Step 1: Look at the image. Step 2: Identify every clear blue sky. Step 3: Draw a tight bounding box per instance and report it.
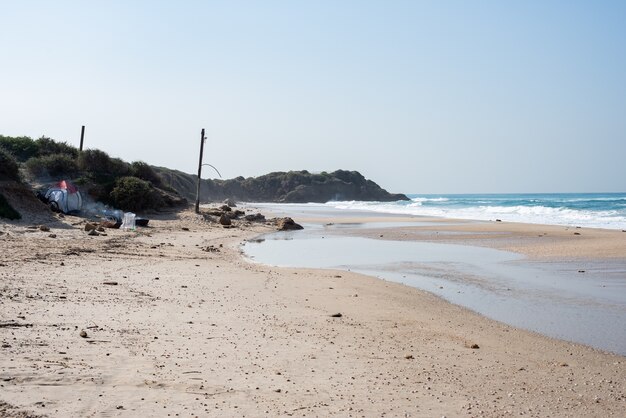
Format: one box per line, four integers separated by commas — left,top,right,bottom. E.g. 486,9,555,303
2,1,625,193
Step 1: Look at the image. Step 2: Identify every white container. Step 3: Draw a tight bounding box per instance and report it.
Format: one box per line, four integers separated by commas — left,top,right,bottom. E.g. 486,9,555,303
121,212,136,231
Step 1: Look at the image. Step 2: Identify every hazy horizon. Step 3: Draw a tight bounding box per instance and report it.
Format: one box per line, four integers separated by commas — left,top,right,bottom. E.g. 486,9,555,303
2,1,625,194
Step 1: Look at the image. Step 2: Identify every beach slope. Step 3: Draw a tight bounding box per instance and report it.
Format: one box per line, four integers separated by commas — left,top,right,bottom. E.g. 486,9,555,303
1,210,624,417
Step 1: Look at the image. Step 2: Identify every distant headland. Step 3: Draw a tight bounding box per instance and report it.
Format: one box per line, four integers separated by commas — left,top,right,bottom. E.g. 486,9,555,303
154,167,410,204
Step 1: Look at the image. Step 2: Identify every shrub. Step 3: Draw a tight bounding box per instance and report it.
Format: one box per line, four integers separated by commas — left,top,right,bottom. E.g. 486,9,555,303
131,161,163,187
0,193,21,220
110,176,163,212
0,148,20,181
78,149,131,178
25,153,79,178
109,157,132,177
0,135,38,162
36,137,78,159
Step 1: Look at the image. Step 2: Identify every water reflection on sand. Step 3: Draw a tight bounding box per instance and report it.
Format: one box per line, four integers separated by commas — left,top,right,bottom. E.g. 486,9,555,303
243,226,626,356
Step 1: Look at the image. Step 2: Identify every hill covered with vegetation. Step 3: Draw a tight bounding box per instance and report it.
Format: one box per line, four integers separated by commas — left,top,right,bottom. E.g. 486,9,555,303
154,167,409,203
1,135,408,219
0,135,185,214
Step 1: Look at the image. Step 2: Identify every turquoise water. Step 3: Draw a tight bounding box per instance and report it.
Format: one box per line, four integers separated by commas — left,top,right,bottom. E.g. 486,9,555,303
326,193,626,230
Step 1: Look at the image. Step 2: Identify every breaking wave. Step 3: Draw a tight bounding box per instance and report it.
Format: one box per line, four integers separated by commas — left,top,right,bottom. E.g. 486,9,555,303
326,193,626,230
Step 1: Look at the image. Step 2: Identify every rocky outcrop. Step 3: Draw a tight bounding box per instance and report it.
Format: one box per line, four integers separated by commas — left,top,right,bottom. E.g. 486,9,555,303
153,168,409,204
276,217,303,231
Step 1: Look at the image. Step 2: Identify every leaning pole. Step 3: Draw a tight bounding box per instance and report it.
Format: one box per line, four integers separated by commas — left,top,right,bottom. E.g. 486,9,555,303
195,128,205,214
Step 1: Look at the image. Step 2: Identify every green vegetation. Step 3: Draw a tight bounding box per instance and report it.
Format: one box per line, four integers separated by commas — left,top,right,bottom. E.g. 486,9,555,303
0,134,183,213
0,135,77,162
77,149,131,179
0,193,21,220
25,153,79,178
151,167,409,203
36,137,79,159
0,135,39,162
131,161,163,188
111,176,163,212
0,148,20,181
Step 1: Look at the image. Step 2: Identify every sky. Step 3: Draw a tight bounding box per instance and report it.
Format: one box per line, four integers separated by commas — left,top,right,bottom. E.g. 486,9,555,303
1,1,625,194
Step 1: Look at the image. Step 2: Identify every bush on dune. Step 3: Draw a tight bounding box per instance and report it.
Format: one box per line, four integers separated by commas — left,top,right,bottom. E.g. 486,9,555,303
131,161,163,187
110,176,163,212
25,153,79,178
78,149,132,178
0,135,38,162
35,137,78,159
0,148,21,181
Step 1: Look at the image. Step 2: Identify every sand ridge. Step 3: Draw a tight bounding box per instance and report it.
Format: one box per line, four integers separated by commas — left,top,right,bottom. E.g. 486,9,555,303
1,209,625,417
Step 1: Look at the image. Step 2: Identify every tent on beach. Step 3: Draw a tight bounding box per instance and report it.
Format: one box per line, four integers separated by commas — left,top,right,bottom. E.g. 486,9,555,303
43,180,83,214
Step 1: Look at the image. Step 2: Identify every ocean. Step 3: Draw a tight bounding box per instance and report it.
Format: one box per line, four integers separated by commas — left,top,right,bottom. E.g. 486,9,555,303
326,193,626,230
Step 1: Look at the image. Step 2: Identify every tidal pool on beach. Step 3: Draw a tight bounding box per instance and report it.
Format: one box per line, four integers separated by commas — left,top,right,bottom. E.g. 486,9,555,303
242,230,626,356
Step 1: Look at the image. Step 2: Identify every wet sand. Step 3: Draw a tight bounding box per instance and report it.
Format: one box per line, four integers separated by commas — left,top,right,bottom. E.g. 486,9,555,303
1,207,625,417
244,227,626,356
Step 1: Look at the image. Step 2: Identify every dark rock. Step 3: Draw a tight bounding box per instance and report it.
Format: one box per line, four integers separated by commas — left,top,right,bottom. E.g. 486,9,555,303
219,214,232,226
79,330,88,338
48,234,57,238
39,225,50,232
330,313,343,318
84,223,97,232
276,217,303,231
245,213,266,222
469,343,479,349
220,205,232,212
102,281,118,285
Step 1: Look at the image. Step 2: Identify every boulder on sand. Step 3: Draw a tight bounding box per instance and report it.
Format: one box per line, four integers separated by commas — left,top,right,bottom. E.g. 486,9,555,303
276,217,303,231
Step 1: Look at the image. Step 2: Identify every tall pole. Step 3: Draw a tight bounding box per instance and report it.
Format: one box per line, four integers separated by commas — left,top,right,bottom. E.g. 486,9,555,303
79,125,85,152
195,128,206,214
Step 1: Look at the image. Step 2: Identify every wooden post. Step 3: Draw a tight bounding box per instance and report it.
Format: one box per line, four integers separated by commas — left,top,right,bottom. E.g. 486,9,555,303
195,128,206,214
79,125,85,151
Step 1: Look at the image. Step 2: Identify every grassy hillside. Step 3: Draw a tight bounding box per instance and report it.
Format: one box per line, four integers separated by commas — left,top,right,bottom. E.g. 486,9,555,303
0,135,185,213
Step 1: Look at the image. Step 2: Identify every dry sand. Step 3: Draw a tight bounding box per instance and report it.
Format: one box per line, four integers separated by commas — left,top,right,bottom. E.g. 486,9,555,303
1,208,625,417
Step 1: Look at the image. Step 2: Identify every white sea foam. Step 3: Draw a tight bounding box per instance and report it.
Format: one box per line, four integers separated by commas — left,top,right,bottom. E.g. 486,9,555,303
326,200,626,230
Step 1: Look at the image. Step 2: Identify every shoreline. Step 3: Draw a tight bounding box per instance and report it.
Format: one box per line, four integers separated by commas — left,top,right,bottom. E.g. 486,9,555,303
1,207,625,416
248,202,626,259
242,206,626,356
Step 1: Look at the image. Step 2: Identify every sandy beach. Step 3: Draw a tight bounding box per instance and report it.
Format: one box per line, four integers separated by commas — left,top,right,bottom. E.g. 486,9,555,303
1,207,625,417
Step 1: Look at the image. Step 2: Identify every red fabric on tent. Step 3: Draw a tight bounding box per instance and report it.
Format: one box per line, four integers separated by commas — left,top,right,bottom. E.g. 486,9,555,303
57,180,78,194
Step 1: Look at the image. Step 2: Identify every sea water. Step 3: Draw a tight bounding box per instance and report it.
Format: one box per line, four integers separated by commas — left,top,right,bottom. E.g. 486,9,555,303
326,193,626,230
